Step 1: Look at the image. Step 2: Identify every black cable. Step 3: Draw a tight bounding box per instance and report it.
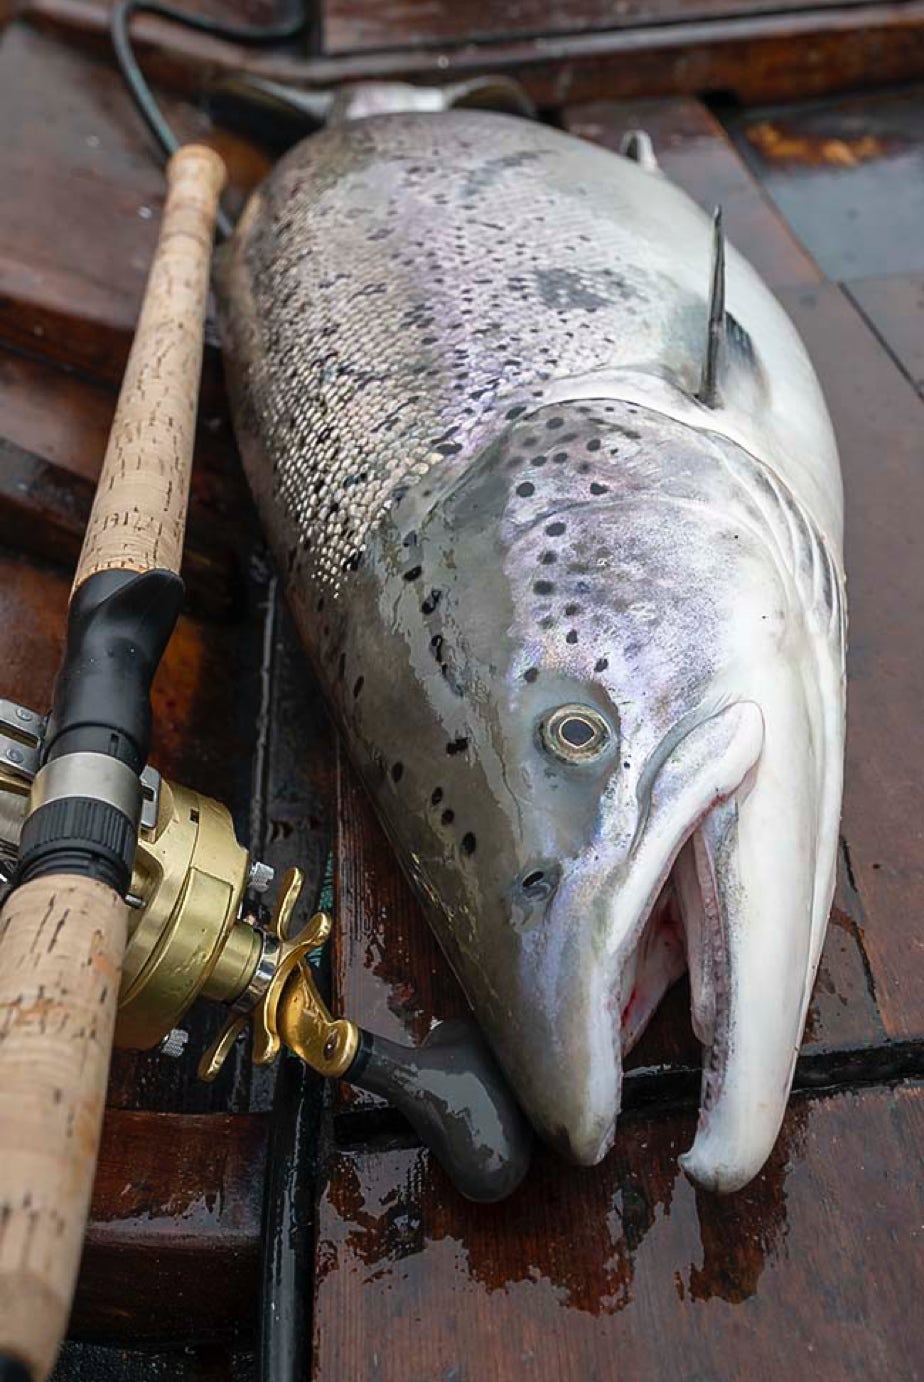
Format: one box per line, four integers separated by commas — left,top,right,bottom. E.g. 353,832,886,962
111,0,309,239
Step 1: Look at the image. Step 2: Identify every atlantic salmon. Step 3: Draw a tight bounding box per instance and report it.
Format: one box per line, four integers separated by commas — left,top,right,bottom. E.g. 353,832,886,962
217,109,846,1193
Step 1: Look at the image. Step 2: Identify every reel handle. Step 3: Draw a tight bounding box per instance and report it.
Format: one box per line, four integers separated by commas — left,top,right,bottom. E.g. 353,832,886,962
346,1023,533,1203
255,904,532,1204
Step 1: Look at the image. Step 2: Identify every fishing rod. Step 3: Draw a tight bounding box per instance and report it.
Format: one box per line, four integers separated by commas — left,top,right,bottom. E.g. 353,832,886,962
0,140,226,1382
0,23,531,1382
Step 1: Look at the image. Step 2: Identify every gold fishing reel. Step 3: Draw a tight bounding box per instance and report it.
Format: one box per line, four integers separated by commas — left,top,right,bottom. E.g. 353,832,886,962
0,698,356,1080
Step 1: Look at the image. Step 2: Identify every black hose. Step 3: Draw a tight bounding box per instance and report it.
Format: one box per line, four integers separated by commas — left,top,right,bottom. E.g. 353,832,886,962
110,0,309,239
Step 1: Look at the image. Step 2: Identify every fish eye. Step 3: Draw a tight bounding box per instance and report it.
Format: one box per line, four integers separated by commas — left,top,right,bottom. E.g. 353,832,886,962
539,704,614,764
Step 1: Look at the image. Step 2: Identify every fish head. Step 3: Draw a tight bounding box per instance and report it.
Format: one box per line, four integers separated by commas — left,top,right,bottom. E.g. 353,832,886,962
354,397,844,1190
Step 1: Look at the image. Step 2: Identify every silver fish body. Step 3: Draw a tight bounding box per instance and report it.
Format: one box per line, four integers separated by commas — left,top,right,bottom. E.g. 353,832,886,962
217,110,846,1193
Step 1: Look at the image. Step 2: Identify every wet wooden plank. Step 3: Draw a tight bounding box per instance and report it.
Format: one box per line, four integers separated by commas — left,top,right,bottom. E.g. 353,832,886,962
314,1083,924,1381
0,22,270,386
72,1111,266,1343
0,432,245,620
28,0,924,110
563,98,820,289
731,86,924,281
322,0,865,54
846,274,924,399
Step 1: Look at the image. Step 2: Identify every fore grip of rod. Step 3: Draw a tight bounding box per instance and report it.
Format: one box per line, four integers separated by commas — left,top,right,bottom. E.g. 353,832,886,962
346,1022,533,1202
74,143,226,588
0,145,227,1381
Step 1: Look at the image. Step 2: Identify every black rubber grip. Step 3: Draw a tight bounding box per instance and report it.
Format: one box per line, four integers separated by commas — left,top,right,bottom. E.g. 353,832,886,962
345,1020,532,1203
44,568,184,771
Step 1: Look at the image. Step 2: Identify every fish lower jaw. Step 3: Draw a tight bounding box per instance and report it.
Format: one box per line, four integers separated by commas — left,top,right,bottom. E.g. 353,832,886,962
608,825,737,1188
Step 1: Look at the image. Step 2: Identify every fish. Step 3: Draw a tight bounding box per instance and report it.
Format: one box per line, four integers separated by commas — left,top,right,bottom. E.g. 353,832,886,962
216,107,846,1194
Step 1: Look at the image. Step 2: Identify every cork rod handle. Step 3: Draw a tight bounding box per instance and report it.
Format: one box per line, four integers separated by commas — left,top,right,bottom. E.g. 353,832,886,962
0,877,128,1381
0,145,227,1380
74,143,226,589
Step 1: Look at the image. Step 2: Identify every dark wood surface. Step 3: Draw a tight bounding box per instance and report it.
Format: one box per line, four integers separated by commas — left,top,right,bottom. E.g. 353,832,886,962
0,7,920,1379
76,1112,267,1343
27,0,924,108
321,0,868,53
314,1084,924,1381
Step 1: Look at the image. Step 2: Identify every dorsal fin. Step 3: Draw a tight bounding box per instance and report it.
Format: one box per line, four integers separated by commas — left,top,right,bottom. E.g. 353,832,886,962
696,207,725,409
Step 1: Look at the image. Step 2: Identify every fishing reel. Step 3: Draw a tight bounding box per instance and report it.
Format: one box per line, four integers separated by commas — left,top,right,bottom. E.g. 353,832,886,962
0,698,530,1203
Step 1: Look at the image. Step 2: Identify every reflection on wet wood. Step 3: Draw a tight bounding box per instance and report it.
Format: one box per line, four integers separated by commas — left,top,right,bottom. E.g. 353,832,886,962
314,1084,924,1380
74,1111,266,1343
731,85,924,281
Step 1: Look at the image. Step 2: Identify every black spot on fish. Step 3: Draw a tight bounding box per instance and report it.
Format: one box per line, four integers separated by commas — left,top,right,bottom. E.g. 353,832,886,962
441,809,455,826
506,405,527,420
461,833,477,856
421,590,442,615
524,667,539,683
431,787,444,806
590,483,609,495
517,481,535,498
534,580,555,596
539,552,556,565
353,677,364,698
531,454,547,467
404,566,422,582
595,657,609,673
566,630,579,644
565,603,581,616
403,531,418,548
446,737,468,756
587,438,602,452
546,522,566,536
391,762,404,783
546,416,565,430
552,451,568,464
337,653,346,679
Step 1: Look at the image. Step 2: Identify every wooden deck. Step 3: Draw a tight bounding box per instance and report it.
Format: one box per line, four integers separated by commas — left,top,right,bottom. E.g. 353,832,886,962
0,4,920,1377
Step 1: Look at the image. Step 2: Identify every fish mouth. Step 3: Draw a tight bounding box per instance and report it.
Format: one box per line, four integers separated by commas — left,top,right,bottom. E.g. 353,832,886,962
511,691,837,1194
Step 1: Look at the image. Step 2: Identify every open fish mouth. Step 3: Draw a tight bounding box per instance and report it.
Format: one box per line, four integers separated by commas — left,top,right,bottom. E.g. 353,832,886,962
501,691,839,1195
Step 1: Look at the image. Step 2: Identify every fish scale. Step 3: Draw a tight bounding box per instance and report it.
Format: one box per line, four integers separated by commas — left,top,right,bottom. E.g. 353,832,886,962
220,112,728,587
217,107,846,1193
